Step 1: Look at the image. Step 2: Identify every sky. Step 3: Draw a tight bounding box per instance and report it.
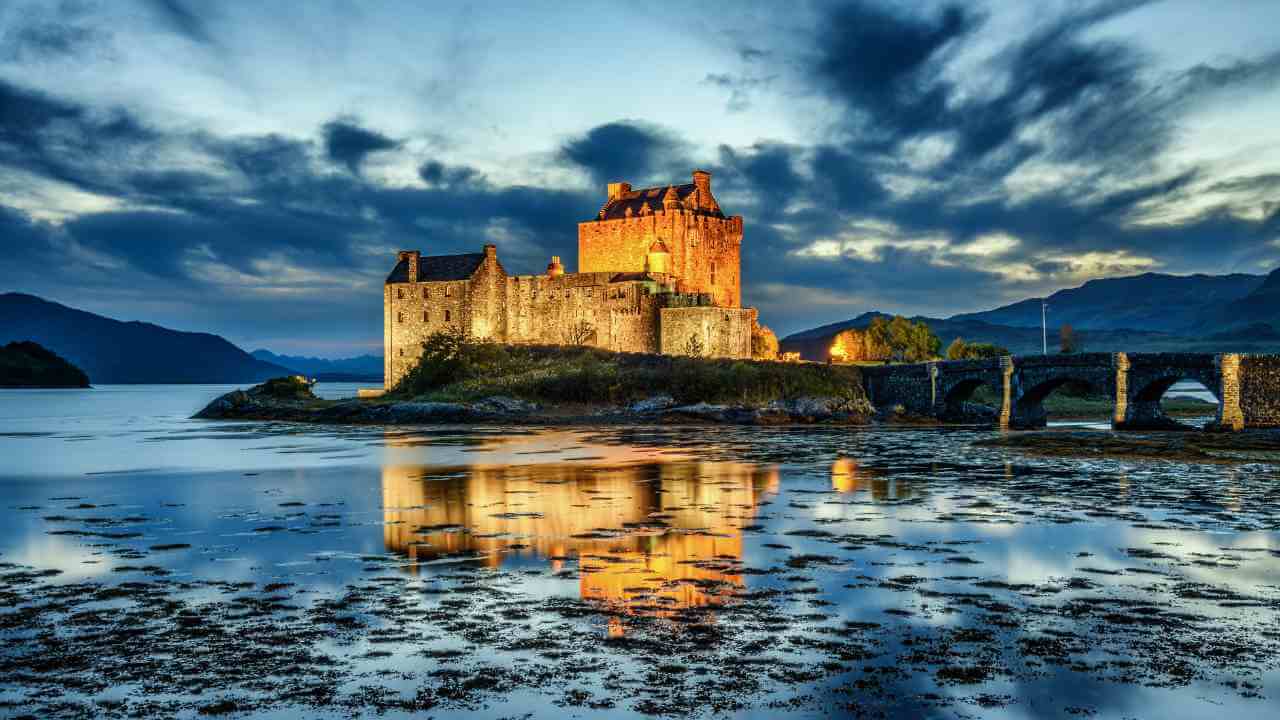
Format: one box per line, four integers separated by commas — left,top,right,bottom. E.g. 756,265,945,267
2,0,1279,356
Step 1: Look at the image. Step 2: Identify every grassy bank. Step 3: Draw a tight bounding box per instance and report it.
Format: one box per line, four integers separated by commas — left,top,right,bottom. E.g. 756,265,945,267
391,333,867,407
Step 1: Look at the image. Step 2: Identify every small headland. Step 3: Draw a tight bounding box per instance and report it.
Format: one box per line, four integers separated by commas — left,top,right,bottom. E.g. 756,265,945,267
0,340,90,388
195,343,874,425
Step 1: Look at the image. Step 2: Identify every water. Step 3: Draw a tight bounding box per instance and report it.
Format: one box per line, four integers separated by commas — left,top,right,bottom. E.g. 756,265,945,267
1,385,1278,719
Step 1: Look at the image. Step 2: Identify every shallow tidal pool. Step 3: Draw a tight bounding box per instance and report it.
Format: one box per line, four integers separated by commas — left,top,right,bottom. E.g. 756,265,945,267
1,386,1279,718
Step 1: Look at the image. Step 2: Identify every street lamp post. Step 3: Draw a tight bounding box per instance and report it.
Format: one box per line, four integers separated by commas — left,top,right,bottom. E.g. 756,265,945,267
1041,300,1048,355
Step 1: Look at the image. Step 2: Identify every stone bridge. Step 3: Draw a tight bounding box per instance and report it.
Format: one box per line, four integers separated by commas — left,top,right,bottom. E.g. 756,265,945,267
860,353,1280,430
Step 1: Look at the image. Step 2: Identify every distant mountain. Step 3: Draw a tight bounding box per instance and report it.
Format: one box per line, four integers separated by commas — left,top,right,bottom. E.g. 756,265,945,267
782,268,1280,361
1196,268,1280,333
950,272,1265,333
0,293,291,384
0,341,90,388
250,350,383,382
779,312,1179,360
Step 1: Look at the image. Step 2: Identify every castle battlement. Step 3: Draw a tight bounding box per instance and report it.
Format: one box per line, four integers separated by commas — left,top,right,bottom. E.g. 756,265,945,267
382,170,760,387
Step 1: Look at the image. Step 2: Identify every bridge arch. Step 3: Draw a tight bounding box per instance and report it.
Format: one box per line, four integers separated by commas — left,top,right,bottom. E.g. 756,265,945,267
1116,354,1223,430
1009,359,1116,429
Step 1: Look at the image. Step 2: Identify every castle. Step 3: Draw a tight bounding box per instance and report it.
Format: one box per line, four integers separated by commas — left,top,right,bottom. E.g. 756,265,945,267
383,170,765,387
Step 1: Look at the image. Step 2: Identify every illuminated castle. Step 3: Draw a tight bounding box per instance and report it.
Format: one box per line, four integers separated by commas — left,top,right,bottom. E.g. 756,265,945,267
382,170,766,387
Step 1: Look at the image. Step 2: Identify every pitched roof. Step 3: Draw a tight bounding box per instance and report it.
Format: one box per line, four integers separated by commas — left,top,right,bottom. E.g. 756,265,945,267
385,253,486,284
597,183,724,220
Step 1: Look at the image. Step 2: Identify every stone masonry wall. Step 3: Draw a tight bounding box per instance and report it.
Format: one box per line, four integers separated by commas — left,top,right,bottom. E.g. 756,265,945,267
658,307,754,359
1239,354,1280,428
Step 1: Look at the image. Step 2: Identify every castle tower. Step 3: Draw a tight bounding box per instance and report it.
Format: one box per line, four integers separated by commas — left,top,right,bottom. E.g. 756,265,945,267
645,239,671,274
577,169,743,308
546,255,565,277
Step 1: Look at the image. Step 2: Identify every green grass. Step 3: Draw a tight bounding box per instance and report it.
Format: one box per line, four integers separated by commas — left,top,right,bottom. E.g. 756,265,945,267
391,334,868,407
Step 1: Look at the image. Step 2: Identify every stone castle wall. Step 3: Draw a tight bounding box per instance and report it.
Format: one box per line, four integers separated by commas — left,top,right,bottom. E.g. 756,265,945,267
384,264,722,388
658,307,755,359
578,212,742,308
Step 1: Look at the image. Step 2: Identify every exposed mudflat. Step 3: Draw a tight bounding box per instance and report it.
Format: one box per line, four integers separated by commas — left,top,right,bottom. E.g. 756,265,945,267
977,428,1280,464
3,391,1280,718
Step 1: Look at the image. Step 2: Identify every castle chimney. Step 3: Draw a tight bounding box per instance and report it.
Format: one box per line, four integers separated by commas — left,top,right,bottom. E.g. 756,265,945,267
607,181,631,200
397,250,420,282
546,255,564,277
692,169,711,207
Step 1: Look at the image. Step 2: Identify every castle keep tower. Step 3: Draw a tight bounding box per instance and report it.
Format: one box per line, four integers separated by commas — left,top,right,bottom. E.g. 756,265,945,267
578,170,743,308
382,169,759,388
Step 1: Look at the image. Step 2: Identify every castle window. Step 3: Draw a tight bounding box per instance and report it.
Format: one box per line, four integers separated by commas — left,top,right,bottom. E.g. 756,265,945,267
396,312,404,324
710,262,717,286
422,287,429,299
587,287,594,298
399,348,404,357
396,288,404,299
422,311,429,322
445,310,452,322
445,286,452,297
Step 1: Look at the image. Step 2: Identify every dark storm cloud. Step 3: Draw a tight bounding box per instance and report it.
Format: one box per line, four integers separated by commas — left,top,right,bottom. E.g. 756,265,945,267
812,1,980,142
321,118,401,175
0,21,98,62
703,73,776,112
556,121,690,187
0,79,159,194
418,160,486,190
145,0,215,45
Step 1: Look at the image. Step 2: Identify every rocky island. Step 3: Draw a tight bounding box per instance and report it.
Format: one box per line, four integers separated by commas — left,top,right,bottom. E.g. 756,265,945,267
195,343,874,425
0,340,90,388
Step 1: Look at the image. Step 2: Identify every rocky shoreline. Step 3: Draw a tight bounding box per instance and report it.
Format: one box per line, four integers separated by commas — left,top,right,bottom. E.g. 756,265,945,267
193,382,875,426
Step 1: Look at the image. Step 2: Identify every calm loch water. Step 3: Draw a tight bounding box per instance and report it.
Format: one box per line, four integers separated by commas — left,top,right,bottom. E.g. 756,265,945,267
1,386,1278,718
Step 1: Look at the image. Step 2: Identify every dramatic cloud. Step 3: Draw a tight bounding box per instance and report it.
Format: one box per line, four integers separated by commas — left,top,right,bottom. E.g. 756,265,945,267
557,121,690,188
0,0,1278,353
321,118,401,175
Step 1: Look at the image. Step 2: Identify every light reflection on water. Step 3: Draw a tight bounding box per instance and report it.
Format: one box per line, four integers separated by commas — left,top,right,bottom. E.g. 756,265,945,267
0,386,1278,718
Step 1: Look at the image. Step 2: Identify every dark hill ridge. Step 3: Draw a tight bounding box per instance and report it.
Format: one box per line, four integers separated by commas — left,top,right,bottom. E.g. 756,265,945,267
250,349,383,381
1199,267,1280,333
781,267,1280,361
0,293,290,384
950,272,1265,333
0,341,90,388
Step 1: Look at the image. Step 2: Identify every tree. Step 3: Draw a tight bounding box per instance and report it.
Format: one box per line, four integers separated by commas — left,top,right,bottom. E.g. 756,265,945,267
947,337,1009,360
562,320,595,346
886,316,941,362
683,333,706,357
752,324,779,361
1060,324,1081,354
829,327,867,362
864,316,893,362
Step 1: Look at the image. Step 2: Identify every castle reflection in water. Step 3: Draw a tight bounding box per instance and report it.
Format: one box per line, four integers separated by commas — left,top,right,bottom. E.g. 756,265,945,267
381,455,907,629
382,462,778,623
